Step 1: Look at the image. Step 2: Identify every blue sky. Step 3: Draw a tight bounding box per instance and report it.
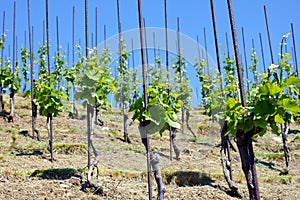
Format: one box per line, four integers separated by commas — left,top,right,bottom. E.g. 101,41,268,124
0,0,299,106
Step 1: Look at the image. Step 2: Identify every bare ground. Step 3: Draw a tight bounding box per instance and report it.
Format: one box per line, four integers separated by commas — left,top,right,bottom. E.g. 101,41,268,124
0,94,300,200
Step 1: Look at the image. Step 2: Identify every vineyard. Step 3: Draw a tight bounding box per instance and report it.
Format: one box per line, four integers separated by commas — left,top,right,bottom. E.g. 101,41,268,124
0,0,300,200
0,95,299,200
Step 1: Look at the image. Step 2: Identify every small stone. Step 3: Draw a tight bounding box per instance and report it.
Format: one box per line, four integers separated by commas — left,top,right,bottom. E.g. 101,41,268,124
182,149,191,154
272,137,282,144
101,127,109,131
69,176,81,185
60,184,70,188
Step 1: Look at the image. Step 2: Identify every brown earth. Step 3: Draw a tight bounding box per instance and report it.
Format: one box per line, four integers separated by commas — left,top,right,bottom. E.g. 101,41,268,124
0,94,300,200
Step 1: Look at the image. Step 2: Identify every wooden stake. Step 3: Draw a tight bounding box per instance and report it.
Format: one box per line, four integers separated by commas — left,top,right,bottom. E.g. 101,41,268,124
9,1,17,120
177,17,184,135
264,5,274,64
27,0,35,138
259,33,266,73
43,20,45,45
242,27,249,91
45,0,53,162
131,38,135,69
72,6,75,67
203,27,210,74
164,0,169,82
137,1,152,199
1,11,5,68
225,32,230,58
84,0,91,169
153,32,156,69
95,7,98,52
227,0,260,199
104,25,106,49
209,0,222,84
164,0,173,161
56,16,59,52
291,23,298,76
143,18,149,68
46,0,51,75
196,35,201,62
12,1,16,74
24,30,26,48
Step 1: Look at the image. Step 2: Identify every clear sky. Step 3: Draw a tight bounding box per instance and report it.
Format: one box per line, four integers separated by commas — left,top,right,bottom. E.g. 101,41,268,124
0,0,299,106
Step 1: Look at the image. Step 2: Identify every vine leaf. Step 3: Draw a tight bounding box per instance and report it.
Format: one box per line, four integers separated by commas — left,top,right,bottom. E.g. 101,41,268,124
259,82,282,96
283,76,300,87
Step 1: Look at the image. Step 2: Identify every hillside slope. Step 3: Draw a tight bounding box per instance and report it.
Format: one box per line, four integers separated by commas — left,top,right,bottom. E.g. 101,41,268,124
0,94,300,199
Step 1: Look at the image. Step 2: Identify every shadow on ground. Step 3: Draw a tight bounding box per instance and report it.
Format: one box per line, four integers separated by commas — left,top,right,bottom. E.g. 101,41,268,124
16,149,43,156
31,168,83,180
255,158,282,173
165,171,243,198
165,171,214,187
289,129,300,135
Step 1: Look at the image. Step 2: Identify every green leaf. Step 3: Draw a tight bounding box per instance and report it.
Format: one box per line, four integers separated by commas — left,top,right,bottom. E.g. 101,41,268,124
253,100,276,119
148,104,166,126
283,76,300,87
259,82,283,96
253,119,268,128
270,122,280,136
277,98,300,116
274,114,285,124
166,115,180,129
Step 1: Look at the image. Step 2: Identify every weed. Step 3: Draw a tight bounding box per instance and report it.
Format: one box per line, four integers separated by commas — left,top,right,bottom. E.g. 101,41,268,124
262,174,294,184
293,135,300,141
108,129,118,136
197,123,210,135
53,143,87,154
15,110,31,116
9,132,18,150
255,152,285,160
5,127,19,134
189,136,201,143
1,170,31,177
123,145,145,152
68,127,79,134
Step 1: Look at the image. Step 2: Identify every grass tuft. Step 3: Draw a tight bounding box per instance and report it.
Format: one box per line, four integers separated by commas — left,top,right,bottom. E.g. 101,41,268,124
53,143,87,154
255,152,285,160
108,129,118,136
189,136,202,143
